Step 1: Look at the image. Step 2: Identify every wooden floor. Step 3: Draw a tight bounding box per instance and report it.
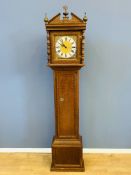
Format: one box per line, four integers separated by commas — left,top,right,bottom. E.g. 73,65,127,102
0,153,131,175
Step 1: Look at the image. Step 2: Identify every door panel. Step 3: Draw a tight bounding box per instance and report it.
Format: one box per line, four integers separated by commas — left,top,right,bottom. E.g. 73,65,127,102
55,71,78,137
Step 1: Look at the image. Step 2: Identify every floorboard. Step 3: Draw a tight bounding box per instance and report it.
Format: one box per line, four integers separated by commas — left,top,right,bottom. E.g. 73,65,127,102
0,153,131,175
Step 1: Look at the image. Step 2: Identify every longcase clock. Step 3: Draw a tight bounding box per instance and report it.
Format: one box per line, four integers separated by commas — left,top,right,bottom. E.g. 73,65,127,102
44,6,87,172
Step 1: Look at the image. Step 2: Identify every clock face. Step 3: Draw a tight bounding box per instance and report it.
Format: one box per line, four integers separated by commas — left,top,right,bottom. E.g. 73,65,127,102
55,36,76,58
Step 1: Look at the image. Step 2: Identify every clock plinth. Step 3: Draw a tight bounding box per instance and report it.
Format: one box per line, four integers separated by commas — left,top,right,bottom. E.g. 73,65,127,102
51,136,84,172
44,7,87,172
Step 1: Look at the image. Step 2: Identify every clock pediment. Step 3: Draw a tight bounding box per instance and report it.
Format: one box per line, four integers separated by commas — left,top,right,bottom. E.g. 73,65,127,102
70,13,84,23
48,12,85,25
48,13,61,24
45,8,87,30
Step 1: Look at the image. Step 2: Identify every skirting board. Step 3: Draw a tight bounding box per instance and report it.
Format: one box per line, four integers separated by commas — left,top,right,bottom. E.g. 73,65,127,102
0,148,131,154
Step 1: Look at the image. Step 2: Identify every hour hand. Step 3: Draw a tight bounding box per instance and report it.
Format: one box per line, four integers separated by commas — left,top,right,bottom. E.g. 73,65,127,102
62,43,67,48
59,42,67,48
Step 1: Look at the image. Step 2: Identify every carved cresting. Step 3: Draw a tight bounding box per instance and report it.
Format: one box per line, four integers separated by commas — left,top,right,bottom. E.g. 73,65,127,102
44,6,88,172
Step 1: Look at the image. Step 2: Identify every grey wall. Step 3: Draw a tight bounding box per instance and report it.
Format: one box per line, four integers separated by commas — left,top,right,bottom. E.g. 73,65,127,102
0,0,131,148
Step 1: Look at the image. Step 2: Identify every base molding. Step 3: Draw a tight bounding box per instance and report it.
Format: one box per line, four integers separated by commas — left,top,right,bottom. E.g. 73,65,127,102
51,160,85,172
51,136,85,171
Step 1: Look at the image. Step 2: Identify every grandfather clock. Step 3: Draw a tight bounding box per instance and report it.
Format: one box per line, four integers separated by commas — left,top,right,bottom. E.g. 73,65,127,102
44,6,87,171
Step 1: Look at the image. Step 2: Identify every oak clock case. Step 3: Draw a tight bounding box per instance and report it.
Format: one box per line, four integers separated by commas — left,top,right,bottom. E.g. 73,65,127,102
44,7,87,172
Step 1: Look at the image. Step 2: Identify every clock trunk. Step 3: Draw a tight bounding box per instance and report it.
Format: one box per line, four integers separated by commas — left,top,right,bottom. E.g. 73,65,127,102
51,67,84,171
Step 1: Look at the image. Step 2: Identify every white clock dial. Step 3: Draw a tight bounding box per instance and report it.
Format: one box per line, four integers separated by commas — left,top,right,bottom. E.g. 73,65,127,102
55,36,76,58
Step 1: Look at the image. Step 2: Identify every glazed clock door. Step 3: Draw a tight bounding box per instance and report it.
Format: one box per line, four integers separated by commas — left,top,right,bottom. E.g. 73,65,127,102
55,70,79,138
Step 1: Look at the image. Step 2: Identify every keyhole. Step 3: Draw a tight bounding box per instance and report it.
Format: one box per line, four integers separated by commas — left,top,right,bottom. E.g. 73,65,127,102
60,97,64,102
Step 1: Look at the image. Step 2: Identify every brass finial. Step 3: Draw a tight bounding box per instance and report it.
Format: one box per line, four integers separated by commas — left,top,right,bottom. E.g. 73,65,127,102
63,5,69,19
44,13,48,24
83,12,88,23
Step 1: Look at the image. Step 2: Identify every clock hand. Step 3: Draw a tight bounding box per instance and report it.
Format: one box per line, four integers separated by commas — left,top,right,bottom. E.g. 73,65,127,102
59,42,67,48
61,41,67,48
62,44,67,48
